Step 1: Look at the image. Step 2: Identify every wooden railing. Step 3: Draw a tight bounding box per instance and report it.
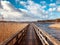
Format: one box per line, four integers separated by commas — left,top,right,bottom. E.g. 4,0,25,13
0,23,60,45
32,23,60,45
0,24,29,45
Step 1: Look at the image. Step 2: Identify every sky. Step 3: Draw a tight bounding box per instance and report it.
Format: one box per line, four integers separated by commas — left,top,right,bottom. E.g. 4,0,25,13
1,0,60,21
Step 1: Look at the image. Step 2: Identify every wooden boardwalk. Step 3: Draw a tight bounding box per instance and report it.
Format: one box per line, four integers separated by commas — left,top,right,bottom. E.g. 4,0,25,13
19,25,42,45
0,22,60,45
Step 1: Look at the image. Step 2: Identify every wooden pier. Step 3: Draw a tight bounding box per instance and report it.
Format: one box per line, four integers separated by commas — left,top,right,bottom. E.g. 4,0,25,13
0,22,60,45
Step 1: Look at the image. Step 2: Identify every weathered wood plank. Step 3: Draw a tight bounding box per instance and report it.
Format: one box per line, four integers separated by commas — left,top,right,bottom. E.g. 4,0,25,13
32,23,60,45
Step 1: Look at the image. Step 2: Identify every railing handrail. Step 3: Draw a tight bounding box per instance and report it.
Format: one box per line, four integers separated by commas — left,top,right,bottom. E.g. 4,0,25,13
0,24,29,45
32,23,60,45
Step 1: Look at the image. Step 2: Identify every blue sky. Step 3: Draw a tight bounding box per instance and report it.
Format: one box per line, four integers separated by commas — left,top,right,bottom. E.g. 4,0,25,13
7,0,56,9
5,0,60,20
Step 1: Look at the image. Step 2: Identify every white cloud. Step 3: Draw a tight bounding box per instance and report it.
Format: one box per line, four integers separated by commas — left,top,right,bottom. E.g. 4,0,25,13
20,1,26,5
42,6,46,9
1,11,22,18
53,8,56,11
48,8,56,12
57,6,60,12
19,0,51,20
45,11,48,14
1,1,15,11
49,3,56,7
49,8,53,12
0,1,25,21
20,0,45,16
19,8,28,13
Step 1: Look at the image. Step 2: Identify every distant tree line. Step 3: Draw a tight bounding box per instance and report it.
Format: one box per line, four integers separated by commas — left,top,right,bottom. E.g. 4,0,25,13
37,19,60,22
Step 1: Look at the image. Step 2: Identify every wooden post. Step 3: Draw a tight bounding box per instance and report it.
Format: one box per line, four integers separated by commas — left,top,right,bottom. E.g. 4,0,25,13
16,35,18,44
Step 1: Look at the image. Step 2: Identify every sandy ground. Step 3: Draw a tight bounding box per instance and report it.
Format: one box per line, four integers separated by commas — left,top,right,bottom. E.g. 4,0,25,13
49,23,60,29
0,22,28,43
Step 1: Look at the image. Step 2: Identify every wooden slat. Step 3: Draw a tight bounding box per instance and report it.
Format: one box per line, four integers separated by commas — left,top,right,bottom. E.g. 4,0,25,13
33,25,49,45
32,23,60,45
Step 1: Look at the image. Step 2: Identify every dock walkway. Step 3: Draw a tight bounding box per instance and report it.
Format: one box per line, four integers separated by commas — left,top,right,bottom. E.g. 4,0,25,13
19,24,42,45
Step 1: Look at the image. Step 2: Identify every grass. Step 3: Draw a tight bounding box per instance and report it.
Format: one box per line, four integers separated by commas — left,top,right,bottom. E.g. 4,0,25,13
0,22,28,43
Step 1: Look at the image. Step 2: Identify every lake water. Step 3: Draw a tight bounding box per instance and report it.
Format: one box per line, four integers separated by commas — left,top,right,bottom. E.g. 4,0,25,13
35,22,60,41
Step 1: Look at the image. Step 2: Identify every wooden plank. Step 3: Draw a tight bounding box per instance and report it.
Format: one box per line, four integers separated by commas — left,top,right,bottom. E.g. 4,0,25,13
33,25,49,45
32,23,60,45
